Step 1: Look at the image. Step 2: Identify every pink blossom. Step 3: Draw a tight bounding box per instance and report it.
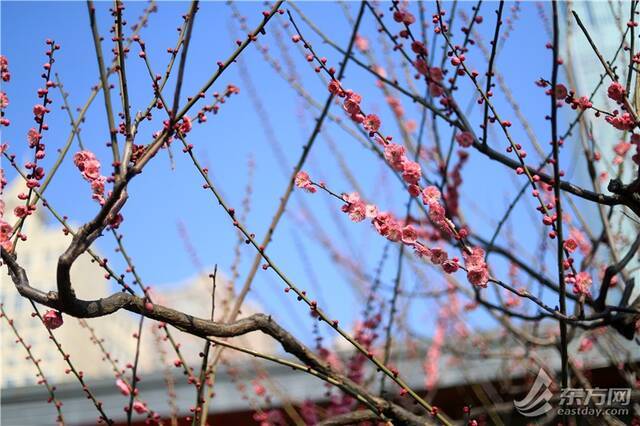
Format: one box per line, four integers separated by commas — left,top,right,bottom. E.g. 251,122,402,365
455,131,474,148
430,247,448,264
605,113,635,131
414,244,431,258
554,84,568,100
43,310,63,329
569,227,591,254
354,35,369,52
342,91,361,115
578,337,593,353
442,259,459,273
14,205,28,218
401,225,418,244
365,204,378,218
573,96,592,110
607,82,626,103
33,104,47,118
401,160,421,185
428,202,446,225
82,160,101,181
614,141,631,156
393,9,415,25
294,171,316,193
0,55,9,81
421,186,441,206
327,80,341,95
0,91,8,110
27,128,42,148
341,192,366,222
430,67,444,82
385,222,402,242
253,381,266,396
132,401,148,414
363,114,381,132
383,144,406,171
116,379,131,396
429,82,444,97
573,271,592,296
415,58,428,76
179,116,192,133
563,238,577,253
0,219,13,251
90,176,106,195
463,247,489,287
373,212,393,236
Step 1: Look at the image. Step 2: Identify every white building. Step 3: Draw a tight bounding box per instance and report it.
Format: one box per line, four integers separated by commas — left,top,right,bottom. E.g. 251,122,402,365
1,177,272,390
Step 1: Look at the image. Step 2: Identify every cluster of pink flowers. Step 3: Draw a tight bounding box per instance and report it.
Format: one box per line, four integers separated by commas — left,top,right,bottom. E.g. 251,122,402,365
0,91,7,111
606,112,636,131
607,82,626,104
567,95,592,110
568,271,592,296
43,310,63,329
341,192,377,222
296,171,491,287
294,171,316,193
393,8,416,25
463,247,490,287
0,214,13,251
73,150,107,205
568,227,591,254
0,55,10,82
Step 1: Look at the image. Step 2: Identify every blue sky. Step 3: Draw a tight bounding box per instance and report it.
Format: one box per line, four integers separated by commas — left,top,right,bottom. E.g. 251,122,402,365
2,1,595,346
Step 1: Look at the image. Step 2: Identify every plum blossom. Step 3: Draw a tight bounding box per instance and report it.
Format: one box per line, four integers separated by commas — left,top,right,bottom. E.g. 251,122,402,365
0,219,13,251
27,128,42,148
606,113,635,131
43,310,63,329
342,91,362,115
354,35,369,52
393,8,415,25
327,80,341,95
455,131,474,148
569,227,591,254
463,247,489,287
383,144,406,171
607,82,626,103
401,160,421,185
116,379,131,396
0,55,10,81
73,150,107,205
401,225,418,244
33,104,47,118
563,238,577,253
442,259,459,274
373,212,402,241
572,271,592,296
363,114,381,133
421,186,441,206
132,401,148,414
178,116,192,134
554,84,568,100
341,192,366,222
294,171,316,193
365,204,378,218
429,247,448,265
0,91,8,110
